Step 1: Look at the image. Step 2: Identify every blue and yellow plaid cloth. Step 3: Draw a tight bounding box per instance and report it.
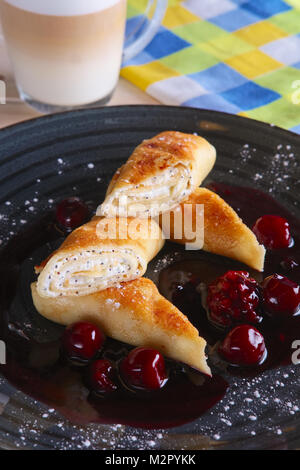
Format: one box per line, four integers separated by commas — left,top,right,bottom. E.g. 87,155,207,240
122,0,300,134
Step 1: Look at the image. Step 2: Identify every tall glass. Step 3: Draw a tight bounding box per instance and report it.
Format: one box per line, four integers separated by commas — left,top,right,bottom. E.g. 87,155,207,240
0,0,167,112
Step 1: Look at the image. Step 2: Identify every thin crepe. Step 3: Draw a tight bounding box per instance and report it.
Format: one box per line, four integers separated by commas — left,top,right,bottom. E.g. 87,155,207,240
31,277,211,375
163,188,265,271
97,131,216,218
35,216,164,297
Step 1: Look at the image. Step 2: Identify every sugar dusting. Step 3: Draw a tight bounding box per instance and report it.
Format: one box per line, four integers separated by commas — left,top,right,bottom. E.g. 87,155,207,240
0,141,299,449
152,251,181,273
237,142,299,201
0,155,100,246
4,361,299,449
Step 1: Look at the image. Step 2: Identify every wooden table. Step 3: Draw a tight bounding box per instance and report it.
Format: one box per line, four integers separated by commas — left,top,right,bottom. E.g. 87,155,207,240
0,29,159,130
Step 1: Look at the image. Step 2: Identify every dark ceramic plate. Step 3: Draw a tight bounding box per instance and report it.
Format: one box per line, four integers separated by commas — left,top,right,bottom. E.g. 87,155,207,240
0,106,299,450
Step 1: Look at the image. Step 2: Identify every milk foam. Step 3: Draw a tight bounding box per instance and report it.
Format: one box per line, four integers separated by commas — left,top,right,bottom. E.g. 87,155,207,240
3,0,121,16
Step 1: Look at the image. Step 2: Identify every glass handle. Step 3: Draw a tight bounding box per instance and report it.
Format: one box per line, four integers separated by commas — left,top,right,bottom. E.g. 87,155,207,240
123,0,167,63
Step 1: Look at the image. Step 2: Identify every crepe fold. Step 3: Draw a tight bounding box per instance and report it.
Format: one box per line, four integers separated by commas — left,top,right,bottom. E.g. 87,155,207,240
97,131,216,218
163,188,266,272
31,277,211,375
35,217,164,298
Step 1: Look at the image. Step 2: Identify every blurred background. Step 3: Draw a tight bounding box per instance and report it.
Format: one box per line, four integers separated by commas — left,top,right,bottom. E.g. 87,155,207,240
1,0,300,131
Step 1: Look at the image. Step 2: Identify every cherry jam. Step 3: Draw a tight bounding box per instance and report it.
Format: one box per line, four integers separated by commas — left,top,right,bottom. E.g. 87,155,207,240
218,325,267,367
62,322,106,362
252,215,292,250
55,197,89,231
120,347,168,391
159,183,300,378
0,183,299,428
262,274,300,319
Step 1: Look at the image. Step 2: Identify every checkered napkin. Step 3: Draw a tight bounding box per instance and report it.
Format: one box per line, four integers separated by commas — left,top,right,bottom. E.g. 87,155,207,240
122,0,300,134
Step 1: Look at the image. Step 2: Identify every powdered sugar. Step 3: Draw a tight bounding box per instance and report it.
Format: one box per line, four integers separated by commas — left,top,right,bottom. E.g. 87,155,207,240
236,142,299,199
0,131,299,449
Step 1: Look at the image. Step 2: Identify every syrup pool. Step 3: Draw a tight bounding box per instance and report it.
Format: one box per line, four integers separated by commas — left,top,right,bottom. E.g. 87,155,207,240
0,183,299,428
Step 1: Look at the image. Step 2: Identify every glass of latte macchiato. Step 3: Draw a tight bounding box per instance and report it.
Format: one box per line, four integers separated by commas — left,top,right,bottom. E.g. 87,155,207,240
0,0,167,112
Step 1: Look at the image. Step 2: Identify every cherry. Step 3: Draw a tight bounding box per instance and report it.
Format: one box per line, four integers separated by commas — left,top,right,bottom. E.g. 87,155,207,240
262,274,300,319
62,322,105,362
55,197,89,231
120,347,168,391
252,215,292,249
88,359,118,394
207,271,261,329
219,325,266,367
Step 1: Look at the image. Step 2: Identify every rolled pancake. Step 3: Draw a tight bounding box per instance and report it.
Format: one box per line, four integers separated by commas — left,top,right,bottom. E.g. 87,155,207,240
163,188,265,272
35,216,164,297
97,131,216,218
31,278,211,375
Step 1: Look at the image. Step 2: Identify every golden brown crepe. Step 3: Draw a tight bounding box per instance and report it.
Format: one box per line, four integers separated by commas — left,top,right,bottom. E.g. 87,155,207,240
31,277,211,375
97,131,216,218
162,188,265,272
35,216,164,297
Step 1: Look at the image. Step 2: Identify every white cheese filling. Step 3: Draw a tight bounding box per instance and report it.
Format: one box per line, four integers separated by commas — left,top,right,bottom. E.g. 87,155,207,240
37,248,145,297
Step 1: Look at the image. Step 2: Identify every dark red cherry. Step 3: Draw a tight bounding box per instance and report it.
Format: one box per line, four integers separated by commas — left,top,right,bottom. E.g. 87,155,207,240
207,270,261,329
219,325,266,366
62,322,105,361
88,359,118,394
252,215,292,249
55,197,89,231
262,274,300,318
120,347,168,391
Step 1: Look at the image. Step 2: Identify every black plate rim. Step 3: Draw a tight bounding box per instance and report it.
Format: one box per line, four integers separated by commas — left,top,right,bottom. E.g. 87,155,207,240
1,104,300,145
0,104,299,450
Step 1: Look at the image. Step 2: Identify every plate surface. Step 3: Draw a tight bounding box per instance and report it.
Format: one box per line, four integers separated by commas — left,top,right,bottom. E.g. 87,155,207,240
0,105,299,450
